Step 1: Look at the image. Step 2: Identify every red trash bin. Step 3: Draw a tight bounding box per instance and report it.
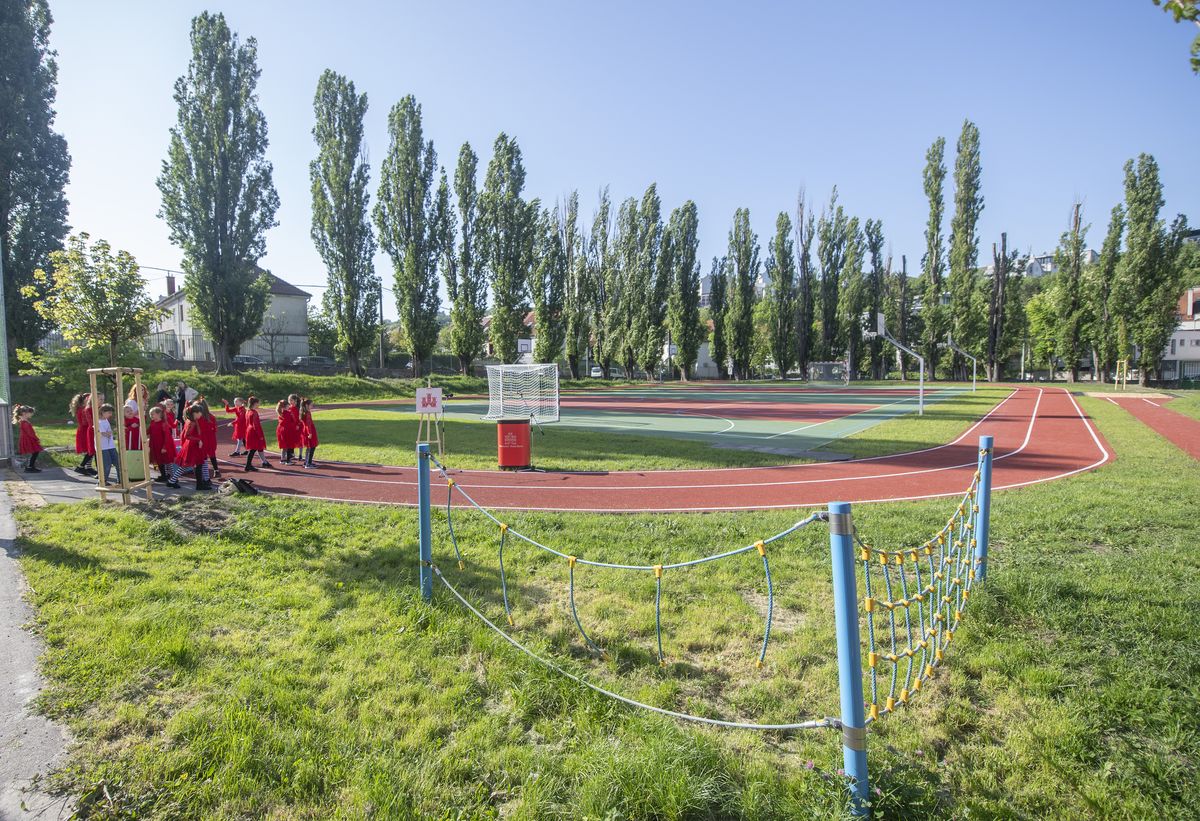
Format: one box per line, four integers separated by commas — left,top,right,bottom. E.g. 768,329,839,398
497,418,531,470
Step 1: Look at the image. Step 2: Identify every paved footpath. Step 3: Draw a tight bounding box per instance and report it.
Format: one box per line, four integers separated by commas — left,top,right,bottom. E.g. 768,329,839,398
0,473,75,820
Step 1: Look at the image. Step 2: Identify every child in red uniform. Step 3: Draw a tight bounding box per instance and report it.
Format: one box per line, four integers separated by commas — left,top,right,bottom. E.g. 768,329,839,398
223,397,247,456
163,398,178,437
194,398,220,480
300,398,319,468
285,394,304,463
242,396,268,471
147,406,180,488
68,392,96,475
176,405,210,490
123,405,142,451
274,399,293,464
14,405,44,473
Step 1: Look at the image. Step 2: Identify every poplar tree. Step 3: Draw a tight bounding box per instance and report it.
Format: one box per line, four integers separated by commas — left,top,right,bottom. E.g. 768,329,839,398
629,184,665,378
530,204,566,364
479,133,536,364
725,208,759,380
794,191,816,376
666,201,701,379
1086,204,1124,381
888,255,914,379
864,218,886,378
708,256,729,379
837,219,865,379
985,233,1012,381
561,191,589,378
450,142,488,374
948,120,984,378
158,12,278,374
608,196,639,374
765,212,796,378
310,70,378,376
1,0,70,354
1116,154,1184,384
374,95,440,376
816,189,849,360
588,189,614,376
1053,203,1089,382
920,136,948,377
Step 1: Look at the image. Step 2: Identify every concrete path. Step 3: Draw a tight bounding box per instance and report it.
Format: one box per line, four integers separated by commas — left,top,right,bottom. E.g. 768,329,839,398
0,474,74,820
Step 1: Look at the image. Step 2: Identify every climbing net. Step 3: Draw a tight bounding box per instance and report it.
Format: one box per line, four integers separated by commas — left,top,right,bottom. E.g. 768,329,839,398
855,449,986,722
427,454,833,731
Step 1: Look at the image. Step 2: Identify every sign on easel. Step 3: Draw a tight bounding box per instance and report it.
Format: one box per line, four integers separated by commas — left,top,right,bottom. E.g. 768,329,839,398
416,386,443,456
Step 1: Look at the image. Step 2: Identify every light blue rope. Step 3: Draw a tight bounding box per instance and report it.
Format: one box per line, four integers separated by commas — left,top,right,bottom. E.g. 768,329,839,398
568,561,605,657
757,549,774,667
498,527,513,624
655,572,665,665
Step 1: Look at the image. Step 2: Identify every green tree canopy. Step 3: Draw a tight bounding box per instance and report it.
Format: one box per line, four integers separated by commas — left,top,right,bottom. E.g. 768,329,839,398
28,233,163,366
479,133,536,364
667,201,702,380
0,0,71,355
310,69,378,376
725,208,760,381
448,142,488,374
765,211,797,379
157,11,278,375
920,136,947,375
948,120,984,375
374,95,441,376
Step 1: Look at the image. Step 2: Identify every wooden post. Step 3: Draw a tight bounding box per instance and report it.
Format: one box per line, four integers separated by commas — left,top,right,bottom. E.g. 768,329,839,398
86,367,154,504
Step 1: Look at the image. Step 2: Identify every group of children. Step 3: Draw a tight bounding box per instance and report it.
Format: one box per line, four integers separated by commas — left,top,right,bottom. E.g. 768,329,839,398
11,388,321,492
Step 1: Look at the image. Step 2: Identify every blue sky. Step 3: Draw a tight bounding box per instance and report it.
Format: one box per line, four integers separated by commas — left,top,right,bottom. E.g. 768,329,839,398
51,0,1199,319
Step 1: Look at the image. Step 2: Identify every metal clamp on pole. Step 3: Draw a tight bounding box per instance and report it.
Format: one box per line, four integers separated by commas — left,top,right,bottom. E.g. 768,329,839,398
828,501,870,815
417,443,433,602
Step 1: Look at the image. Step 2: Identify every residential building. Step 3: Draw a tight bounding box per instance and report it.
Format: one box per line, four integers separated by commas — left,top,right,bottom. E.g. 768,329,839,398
1026,248,1099,278
1161,285,1200,381
149,272,311,363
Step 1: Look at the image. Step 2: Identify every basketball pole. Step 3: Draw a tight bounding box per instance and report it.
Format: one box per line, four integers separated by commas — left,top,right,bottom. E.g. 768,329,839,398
866,312,924,415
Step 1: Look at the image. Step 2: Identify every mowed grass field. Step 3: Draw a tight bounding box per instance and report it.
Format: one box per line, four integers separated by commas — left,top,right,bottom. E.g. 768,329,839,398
12,396,1200,818
302,386,1008,471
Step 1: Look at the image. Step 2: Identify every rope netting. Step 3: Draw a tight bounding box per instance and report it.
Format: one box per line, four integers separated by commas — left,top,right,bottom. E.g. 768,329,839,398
854,449,986,723
430,454,813,670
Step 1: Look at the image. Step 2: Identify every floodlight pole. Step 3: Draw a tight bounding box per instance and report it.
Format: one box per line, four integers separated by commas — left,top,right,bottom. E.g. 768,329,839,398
943,334,977,392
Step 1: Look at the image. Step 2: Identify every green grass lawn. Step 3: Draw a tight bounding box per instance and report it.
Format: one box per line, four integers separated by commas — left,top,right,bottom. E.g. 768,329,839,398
12,395,1200,818
1164,390,1200,421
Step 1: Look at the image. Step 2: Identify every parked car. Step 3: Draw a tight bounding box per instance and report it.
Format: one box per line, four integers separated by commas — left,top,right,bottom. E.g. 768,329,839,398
292,355,337,366
589,366,603,377
232,354,265,366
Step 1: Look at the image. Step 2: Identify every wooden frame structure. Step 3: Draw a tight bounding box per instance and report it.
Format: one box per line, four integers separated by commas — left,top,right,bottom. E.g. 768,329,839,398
87,366,154,504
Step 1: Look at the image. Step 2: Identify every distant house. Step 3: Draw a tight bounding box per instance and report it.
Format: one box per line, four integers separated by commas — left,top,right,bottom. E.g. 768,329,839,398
1161,285,1200,382
1026,248,1099,278
150,272,311,363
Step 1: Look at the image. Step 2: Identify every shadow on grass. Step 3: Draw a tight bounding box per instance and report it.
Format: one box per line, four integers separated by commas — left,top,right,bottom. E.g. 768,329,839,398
15,538,151,580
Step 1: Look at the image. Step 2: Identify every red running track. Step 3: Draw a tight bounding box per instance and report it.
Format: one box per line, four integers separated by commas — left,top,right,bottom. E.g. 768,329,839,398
222,386,1111,512
1104,395,1200,461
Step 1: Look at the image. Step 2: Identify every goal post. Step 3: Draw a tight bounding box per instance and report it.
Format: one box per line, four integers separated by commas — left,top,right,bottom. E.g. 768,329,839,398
484,364,560,423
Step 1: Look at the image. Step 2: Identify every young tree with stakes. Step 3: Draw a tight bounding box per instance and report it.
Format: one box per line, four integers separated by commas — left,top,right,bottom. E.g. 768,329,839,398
28,234,163,366
157,12,279,375
310,70,378,376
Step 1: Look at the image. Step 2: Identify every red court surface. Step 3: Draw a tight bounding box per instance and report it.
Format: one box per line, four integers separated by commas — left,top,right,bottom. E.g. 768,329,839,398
224,386,1111,512
1104,395,1200,461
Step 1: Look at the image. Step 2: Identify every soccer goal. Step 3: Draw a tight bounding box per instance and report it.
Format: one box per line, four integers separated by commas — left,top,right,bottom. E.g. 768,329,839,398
484,364,560,423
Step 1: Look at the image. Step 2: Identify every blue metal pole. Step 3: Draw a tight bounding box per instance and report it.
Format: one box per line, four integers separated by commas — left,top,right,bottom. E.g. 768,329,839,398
417,443,432,602
974,435,994,583
828,501,869,815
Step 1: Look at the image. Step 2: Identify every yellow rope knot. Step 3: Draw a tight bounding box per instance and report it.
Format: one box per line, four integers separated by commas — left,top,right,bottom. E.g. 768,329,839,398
653,564,663,579
864,597,875,613
457,560,465,571
447,478,455,488
755,540,766,557
568,555,577,569
860,547,871,562
499,523,508,534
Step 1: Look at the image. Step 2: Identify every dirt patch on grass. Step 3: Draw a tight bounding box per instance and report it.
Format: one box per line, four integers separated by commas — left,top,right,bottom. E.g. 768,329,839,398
742,590,806,633
141,494,234,536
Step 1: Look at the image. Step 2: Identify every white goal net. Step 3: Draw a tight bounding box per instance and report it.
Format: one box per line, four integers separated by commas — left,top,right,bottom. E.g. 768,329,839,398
484,364,560,423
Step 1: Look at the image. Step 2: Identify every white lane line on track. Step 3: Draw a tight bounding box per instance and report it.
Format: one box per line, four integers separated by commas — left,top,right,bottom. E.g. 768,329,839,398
277,387,1113,512
235,389,1042,494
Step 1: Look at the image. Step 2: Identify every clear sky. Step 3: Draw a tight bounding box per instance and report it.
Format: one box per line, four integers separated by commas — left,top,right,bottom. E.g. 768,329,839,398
49,0,1200,320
